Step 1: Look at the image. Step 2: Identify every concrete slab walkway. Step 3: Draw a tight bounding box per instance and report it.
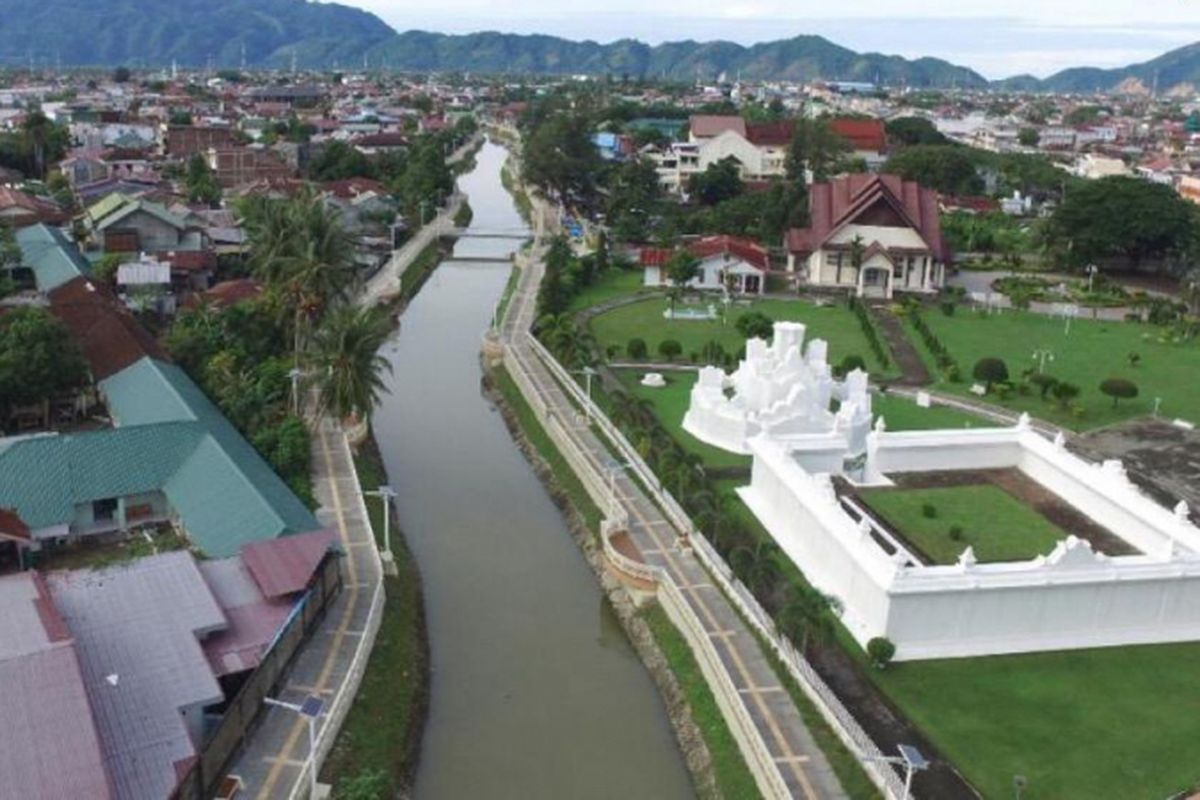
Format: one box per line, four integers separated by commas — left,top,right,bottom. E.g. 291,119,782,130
228,419,384,799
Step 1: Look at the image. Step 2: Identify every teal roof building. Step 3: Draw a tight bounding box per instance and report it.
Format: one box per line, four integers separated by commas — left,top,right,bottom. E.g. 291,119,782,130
13,224,90,292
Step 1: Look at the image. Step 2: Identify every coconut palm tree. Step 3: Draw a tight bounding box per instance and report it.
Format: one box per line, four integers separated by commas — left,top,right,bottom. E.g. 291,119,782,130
310,306,395,422
730,540,781,597
779,585,835,655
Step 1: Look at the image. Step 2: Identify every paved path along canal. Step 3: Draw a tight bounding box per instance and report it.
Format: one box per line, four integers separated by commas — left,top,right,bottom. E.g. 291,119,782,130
371,141,695,799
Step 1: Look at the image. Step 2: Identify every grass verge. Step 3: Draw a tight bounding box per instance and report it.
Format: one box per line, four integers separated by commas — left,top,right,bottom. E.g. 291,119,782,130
398,241,448,304
320,435,429,799
641,605,763,800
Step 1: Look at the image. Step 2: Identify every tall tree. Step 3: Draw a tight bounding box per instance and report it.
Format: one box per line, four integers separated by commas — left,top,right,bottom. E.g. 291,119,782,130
0,307,88,419
311,305,394,421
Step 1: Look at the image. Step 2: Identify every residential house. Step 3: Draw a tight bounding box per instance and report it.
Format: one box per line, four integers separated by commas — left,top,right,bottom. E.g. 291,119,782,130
85,196,206,255
207,145,293,188
166,124,237,158
828,118,888,169
1179,175,1200,205
641,235,770,294
785,174,948,298
0,187,67,227
1075,153,1129,179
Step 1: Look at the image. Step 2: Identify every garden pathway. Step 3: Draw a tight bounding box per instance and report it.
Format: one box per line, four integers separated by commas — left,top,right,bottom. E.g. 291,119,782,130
867,305,931,387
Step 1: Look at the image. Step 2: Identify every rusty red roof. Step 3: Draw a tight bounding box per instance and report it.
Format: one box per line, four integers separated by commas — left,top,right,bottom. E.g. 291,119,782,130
242,528,337,599
829,118,887,153
49,277,168,380
0,507,30,541
689,114,746,139
787,174,947,261
746,121,795,147
641,236,770,270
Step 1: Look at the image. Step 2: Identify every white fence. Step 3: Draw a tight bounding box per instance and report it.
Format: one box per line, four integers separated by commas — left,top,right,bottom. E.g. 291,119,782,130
518,335,910,799
287,426,387,800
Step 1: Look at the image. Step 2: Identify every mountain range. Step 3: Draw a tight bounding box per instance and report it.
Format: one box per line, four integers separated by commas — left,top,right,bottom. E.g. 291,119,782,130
2,0,1200,94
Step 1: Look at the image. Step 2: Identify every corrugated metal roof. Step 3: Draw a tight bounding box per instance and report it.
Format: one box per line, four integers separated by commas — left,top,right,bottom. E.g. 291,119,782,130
14,223,91,292
48,552,226,800
242,528,336,599
197,558,291,676
0,572,113,800
0,423,203,530
101,357,319,557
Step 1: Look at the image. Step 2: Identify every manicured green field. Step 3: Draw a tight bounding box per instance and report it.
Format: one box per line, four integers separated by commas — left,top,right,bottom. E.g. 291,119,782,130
567,268,647,313
860,484,1066,564
910,308,1200,430
590,295,896,376
616,369,752,471
871,393,989,432
872,643,1200,799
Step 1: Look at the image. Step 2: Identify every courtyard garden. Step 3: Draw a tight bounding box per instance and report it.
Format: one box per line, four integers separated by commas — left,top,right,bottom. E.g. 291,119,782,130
903,306,1200,430
858,484,1067,564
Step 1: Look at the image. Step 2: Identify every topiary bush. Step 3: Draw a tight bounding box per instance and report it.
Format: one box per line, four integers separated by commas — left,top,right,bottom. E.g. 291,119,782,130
867,637,896,670
626,337,648,359
972,357,1009,391
1099,377,1138,407
658,339,683,361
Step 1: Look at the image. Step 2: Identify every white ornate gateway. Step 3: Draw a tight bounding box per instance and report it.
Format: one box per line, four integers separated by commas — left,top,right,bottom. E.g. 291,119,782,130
686,323,1200,661
683,322,876,479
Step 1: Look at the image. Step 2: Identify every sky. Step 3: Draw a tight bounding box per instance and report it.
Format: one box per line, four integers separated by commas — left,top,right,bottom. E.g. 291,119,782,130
345,0,1200,79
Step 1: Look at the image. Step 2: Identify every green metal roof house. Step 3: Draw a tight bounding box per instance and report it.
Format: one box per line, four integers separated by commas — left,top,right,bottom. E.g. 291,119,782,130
0,230,318,559
13,224,91,292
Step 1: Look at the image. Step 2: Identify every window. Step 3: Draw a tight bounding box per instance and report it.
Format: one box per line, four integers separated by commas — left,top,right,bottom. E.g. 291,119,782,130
93,498,118,523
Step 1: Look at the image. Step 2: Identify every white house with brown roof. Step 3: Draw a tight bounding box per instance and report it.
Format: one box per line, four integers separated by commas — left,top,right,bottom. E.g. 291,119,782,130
640,235,770,294
786,174,948,299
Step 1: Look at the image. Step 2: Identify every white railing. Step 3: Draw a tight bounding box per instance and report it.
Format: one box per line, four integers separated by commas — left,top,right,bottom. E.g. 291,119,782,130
287,426,387,800
520,327,910,800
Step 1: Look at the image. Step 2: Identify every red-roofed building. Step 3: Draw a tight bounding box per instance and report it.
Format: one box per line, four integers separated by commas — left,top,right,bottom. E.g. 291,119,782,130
829,118,888,168
186,278,263,310
0,187,67,227
786,174,947,298
641,235,769,294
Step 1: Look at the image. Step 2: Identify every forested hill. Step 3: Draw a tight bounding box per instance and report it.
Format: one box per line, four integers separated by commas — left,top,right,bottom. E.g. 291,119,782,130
363,31,989,88
0,1,986,88
0,0,395,69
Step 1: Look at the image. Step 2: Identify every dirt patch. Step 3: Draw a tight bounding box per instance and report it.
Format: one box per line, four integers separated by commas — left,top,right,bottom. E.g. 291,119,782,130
806,642,981,799
881,468,1139,557
1074,420,1200,526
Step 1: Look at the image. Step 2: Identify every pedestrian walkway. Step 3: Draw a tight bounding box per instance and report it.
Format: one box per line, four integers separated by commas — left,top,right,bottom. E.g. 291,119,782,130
500,236,848,799
228,418,384,799
868,305,931,387
361,193,465,307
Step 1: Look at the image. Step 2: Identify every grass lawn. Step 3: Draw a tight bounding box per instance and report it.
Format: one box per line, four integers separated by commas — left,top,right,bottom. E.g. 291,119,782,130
322,440,427,797
590,295,896,377
860,485,1066,564
872,393,989,431
640,605,764,800
615,368,752,471
908,308,1200,430
871,643,1200,799
567,268,648,314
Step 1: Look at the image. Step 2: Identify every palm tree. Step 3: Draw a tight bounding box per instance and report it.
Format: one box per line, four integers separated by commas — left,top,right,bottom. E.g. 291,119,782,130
730,540,781,597
311,306,395,422
779,585,835,655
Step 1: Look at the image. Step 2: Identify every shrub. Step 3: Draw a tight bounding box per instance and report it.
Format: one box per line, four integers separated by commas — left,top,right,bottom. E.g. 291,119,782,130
1051,381,1080,409
1127,352,1141,367
735,311,774,340
940,300,956,316
1029,372,1059,400
946,364,962,382
921,503,937,519
658,339,683,361
948,525,964,542
972,357,1009,390
867,637,896,670
605,344,620,360
1099,377,1138,407
835,354,867,378
847,296,891,370
626,337,648,359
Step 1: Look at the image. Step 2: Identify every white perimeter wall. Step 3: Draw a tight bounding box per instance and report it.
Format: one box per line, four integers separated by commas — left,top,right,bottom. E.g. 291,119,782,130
746,425,1200,660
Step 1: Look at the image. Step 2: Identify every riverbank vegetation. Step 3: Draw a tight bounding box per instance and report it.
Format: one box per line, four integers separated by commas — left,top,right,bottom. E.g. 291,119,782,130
321,436,429,799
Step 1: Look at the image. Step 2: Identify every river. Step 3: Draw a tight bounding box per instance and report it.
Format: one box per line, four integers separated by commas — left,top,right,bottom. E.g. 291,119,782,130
371,140,695,799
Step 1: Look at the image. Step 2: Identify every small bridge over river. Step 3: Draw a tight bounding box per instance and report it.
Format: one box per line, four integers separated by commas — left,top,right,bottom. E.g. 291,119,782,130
445,227,530,240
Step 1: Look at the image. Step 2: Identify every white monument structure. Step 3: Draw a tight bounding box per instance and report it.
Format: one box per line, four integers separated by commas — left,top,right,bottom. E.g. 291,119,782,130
687,322,1200,661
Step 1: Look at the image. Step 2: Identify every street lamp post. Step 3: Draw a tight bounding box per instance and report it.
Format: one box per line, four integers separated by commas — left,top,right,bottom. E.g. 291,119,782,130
1086,263,1099,293
1031,348,1054,374
264,695,324,799
288,367,303,415
363,485,398,575
573,366,598,421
